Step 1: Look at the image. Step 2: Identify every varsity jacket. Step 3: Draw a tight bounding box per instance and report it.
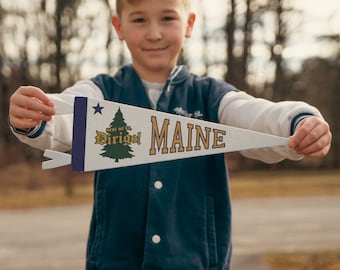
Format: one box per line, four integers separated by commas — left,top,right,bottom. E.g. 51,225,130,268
10,64,322,270
87,65,234,270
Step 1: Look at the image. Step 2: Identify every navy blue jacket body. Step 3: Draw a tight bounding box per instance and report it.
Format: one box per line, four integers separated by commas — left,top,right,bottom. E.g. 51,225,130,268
87,65,236,270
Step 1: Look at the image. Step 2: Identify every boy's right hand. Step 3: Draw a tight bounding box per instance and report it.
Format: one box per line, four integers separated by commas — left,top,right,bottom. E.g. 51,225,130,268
9,86,55,130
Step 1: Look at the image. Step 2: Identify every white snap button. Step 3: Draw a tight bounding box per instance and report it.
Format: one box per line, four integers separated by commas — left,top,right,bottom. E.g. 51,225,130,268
154,181,163,190
152,234,161,244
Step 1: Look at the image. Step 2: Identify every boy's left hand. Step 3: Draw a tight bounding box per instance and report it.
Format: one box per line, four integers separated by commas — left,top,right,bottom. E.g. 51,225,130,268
288,116,332,158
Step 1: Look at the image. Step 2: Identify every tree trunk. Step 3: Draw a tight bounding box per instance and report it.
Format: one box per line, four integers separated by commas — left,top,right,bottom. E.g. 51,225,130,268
272,0,286,101
55,0,63,91
225,0,236,83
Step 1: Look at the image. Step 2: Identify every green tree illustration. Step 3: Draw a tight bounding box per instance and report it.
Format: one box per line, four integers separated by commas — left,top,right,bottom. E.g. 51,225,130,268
101,107,134,162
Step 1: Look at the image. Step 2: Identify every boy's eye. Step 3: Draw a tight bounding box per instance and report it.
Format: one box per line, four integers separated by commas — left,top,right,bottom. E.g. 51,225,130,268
163,16,176,21
132,18,145,23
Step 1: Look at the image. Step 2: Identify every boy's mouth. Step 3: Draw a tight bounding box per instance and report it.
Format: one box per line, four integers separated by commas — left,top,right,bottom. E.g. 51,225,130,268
143,47,168,52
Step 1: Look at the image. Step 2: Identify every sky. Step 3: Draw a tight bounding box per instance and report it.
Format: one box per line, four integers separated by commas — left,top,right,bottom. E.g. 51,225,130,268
278,0,339,59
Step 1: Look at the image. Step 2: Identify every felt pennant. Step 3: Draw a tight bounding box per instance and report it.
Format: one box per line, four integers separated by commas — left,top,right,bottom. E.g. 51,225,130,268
42,96,288,172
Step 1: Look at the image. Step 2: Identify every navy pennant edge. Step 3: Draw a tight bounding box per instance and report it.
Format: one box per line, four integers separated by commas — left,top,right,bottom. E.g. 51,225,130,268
72,96,88,172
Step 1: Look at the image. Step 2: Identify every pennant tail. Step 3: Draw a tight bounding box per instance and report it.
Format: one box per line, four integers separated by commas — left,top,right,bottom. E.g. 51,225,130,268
42,150,71,169
223,126,288,153
41,94,75,170
71,97,88,172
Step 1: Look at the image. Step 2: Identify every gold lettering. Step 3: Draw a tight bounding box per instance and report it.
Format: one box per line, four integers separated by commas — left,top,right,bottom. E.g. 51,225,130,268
186,123,194,151
95,131,107,145
149,116,169,155
106,127,117,132
136,132,141,145
170,121,185,153
147,117,226,155
96,130,141,146
212,129,226,149
195,126,211,150
124,135,131,145
119,132,123,144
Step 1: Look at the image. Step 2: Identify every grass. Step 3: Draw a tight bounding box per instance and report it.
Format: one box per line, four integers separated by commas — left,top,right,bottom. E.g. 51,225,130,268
0,162,94,209
229,170,340,199
263,251,340,270
0,163,339,209
0,185,93,209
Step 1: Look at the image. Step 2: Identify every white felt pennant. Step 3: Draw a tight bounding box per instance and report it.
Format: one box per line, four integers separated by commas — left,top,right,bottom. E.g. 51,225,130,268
43,96,288,172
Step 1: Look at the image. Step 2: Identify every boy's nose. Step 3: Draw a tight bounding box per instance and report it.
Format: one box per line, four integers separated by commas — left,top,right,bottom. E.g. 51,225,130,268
146,23,163,41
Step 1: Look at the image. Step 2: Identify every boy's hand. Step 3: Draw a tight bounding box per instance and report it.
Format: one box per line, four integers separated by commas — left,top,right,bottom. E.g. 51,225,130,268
9,86,55,130
288,116,332,158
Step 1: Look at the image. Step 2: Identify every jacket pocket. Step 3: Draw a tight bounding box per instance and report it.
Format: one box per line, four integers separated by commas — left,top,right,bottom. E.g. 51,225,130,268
206,195,218,268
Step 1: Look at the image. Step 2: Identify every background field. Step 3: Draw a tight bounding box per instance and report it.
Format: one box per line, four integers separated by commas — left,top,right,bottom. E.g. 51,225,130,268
1,163,339,209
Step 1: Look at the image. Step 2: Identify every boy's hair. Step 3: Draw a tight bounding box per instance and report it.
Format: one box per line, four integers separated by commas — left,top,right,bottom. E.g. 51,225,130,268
115,0,191,16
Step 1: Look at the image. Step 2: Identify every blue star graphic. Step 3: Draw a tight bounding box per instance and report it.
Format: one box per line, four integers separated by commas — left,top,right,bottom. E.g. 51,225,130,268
93,102,104,115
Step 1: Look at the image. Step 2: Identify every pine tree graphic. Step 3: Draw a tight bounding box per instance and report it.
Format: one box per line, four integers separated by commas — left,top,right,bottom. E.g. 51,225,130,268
101,107,134,162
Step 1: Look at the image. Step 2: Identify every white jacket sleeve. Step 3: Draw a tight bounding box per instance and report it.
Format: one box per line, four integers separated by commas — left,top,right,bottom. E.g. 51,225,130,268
11,80,104,152
218,91,323,163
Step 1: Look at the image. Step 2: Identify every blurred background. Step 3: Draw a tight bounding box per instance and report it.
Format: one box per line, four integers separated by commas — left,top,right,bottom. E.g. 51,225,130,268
0,1,339,269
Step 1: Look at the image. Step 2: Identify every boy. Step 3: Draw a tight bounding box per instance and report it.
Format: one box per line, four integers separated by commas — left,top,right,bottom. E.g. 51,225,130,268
9,0,331,269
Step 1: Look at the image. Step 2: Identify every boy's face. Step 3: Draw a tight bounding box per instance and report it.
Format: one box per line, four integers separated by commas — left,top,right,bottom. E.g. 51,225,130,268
112,0,195,82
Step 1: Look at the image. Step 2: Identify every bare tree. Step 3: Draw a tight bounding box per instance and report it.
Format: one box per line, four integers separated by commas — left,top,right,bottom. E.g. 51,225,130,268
103,0,115,72
198,1,209,75
238,0,253,90
259,0,298,101
270,0,286,100
49,0,82,91
224,0,257,92
224,0,236,83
